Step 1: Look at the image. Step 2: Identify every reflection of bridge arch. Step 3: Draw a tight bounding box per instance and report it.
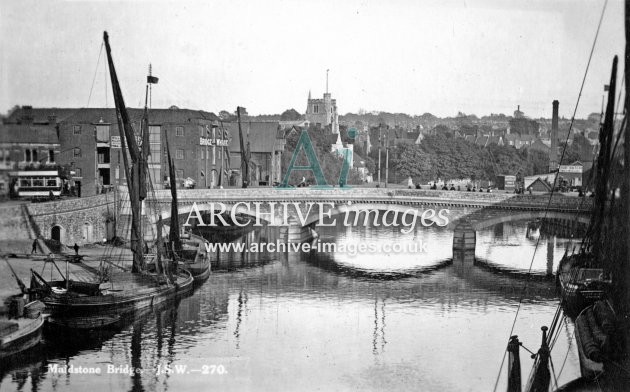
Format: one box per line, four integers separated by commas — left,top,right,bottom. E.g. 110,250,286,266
470,210,590,230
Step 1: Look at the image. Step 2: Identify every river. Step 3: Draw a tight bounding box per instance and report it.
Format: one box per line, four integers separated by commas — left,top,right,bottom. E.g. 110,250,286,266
0,216,583,392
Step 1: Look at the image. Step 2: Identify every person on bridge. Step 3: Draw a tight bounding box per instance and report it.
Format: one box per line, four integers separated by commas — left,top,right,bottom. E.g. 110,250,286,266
31,238,38,254
73,243,80,256
407,176,413,189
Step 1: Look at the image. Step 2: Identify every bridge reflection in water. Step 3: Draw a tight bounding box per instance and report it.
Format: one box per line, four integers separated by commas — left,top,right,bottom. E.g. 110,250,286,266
0,215,583,392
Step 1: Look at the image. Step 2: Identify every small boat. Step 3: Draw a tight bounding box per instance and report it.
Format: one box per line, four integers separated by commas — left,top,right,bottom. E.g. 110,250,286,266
556,253,610,318
177,234,211,281
0,300,45,359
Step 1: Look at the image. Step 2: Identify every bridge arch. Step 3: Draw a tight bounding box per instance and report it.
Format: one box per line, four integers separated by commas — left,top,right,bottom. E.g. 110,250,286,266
469,210,590,231
302,202,445,228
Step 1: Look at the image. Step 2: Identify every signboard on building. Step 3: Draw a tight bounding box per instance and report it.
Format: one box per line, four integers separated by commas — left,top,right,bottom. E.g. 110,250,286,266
111,135,143,149
110,136,121,149
200,137,229,147
559,164,583,173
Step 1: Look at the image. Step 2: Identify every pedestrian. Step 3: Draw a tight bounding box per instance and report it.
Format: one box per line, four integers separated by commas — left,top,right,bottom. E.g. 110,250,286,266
31,238,38,254
73,243,79,256
407,176,413,189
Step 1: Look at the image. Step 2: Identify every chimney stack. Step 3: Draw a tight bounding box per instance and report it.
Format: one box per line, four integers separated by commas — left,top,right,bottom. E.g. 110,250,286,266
21,105,34,124
549,100,559,172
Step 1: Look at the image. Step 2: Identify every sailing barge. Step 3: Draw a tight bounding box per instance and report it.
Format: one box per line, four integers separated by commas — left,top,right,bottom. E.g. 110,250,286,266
29,31,194,329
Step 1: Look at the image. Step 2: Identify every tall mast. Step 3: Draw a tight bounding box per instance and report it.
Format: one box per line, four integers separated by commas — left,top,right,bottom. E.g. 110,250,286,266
165,133,181,254
103,31,144,273
237,107,249,188
617,0,630,379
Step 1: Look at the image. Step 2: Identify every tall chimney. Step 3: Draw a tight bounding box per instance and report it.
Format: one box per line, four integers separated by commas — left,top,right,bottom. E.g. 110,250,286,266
549,100,559,172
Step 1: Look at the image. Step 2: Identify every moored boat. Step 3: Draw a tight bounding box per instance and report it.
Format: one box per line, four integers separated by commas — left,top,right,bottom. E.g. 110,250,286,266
556,253,610,318
0,299,45,359
163,130,211,282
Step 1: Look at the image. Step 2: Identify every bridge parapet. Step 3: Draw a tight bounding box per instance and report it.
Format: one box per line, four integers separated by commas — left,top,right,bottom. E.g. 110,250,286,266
147,188,592,212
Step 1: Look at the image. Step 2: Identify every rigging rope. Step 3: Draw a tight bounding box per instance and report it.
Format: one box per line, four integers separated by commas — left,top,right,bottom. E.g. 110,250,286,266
491,1,609,390
86,42,104,108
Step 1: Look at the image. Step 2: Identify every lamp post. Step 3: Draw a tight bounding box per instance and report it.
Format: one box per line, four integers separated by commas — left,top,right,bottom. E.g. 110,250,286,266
385,126,390,188
377,124,382,187
205,124,209,188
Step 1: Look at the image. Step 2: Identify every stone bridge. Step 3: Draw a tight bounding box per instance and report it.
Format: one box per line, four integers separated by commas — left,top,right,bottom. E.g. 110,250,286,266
120,187,592,251
2,188,591,255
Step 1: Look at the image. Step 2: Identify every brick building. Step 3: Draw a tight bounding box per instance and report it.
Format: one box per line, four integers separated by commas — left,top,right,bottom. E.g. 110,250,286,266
0,119,61,195
4,106,223,196
3,106,287,196
224,121,286,186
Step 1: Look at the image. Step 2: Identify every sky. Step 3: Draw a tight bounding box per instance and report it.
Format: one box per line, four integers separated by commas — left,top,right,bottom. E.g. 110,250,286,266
0,0,625,119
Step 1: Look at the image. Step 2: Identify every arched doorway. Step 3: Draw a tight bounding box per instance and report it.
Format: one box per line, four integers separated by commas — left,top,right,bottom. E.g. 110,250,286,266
51,225,62,242
82,222,93,243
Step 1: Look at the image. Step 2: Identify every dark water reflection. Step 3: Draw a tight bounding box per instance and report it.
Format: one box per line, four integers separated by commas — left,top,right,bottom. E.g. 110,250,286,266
0,218,582,392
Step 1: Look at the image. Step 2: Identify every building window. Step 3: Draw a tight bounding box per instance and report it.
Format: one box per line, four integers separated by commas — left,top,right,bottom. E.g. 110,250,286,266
176,169,184,178
74,148,82,157
149,126,161,164
313,105,319,113
199,125,205,137
96,125,110,142
73,125,82,135
176,126,184,137
75,168,82,177
149,126,161,143
176,149,184,159
32,149,38,162
25,150,31,162
49,150,55,163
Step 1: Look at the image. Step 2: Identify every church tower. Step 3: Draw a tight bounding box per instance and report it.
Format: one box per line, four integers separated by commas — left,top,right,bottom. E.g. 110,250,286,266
305,71,339,134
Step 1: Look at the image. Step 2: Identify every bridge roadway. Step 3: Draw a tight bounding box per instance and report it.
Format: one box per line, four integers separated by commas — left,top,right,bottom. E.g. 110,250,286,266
147,187,592,212
122,187,592,246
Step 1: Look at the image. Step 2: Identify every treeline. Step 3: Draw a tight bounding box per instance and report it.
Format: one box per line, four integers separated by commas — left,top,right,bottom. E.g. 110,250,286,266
387,133,550,183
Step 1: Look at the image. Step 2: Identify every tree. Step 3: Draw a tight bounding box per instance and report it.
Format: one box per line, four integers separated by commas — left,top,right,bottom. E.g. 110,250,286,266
234,107,248,116
219,110,235,121
280,109,302,121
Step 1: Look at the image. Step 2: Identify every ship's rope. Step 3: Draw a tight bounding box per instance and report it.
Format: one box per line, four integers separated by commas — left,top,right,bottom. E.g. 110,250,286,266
491,1,609,390
86,42,104,108
556,319,575,379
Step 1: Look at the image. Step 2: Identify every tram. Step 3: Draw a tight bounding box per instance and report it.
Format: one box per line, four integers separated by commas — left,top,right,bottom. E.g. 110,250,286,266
9,170,63,199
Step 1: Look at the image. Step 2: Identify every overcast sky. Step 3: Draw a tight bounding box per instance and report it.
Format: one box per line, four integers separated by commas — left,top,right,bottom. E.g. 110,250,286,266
0,0,624,119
